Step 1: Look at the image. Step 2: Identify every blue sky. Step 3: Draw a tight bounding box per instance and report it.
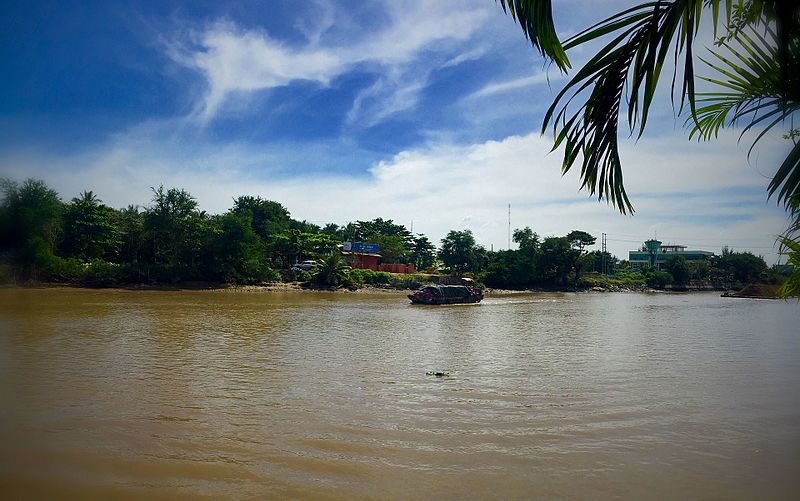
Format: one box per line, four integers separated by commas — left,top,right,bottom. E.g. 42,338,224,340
0,0,792,263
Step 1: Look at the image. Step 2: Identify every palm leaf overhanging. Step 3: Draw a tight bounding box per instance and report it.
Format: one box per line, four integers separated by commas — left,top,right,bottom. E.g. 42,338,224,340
690,25,800,209
498,0,800,214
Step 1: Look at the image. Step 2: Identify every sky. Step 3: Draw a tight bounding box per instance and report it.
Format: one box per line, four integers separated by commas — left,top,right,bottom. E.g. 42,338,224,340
0,0,793,264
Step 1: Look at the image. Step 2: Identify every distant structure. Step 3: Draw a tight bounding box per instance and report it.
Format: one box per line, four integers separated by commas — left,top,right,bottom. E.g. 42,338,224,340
629,240,714,270
339,242,416,273
341,241,382,270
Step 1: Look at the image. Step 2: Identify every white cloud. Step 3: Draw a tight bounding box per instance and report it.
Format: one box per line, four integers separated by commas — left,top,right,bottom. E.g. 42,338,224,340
168,0,491,123
293,0,336,47
169,21,341,121
1,128,789,264
466,71,559,100
441,46,488,69
345,68,428,127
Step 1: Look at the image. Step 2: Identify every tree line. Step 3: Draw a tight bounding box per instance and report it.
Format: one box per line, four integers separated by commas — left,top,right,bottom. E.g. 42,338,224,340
0,179,441,285
0,178,777,289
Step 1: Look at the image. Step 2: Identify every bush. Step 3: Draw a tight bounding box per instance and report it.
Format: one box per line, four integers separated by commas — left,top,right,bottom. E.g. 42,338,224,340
388,274,423,289
348,269,392,285
82,259,120,287
39,254,83,282
287,269,312,283
259,267,282,283
0,263,12,285
118,262,149,283
646,271,673,289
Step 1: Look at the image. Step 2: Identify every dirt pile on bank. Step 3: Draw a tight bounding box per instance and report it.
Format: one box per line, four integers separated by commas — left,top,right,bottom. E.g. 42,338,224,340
723,283,780,299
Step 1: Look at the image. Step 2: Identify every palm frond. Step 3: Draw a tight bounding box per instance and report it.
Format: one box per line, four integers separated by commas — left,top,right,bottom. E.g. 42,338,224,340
499,0,799,214
777,234,800,298
497,0,570,71
691,25,800,209
543,0,718,213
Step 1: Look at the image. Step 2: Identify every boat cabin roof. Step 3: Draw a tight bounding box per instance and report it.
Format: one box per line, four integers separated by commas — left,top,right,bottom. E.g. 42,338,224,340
420,285,474,297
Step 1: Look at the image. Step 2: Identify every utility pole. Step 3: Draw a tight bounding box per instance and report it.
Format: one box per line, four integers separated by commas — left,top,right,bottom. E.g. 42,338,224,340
507,203,511,250
601,232,608,275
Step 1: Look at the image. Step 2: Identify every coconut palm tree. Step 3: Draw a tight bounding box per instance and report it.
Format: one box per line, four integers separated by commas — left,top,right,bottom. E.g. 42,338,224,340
313,251,352,287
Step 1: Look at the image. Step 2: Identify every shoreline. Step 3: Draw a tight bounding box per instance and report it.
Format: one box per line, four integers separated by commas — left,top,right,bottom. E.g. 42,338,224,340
6,281,722,296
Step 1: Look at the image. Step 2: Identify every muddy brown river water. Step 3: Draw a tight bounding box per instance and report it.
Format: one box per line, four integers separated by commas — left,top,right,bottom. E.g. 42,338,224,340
1,288,798,499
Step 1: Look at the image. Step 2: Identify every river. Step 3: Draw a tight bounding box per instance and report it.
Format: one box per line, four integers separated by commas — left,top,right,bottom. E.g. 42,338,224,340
1,288,798,499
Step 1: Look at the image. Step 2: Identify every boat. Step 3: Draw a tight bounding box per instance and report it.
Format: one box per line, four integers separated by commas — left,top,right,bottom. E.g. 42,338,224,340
407,285,484,305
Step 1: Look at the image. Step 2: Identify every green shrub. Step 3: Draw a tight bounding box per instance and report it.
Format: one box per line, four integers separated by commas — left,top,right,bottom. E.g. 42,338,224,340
82,259,120,287
0,263,14,285
646,271,673,289
259,267,282,283
288,269,312,283
118,263,149,283
348,269,391,285
388,274,423,289
39,254,83,282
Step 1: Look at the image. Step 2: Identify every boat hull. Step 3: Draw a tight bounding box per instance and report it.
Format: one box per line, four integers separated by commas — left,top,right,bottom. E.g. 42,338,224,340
407,295,483,305
407,285,484,305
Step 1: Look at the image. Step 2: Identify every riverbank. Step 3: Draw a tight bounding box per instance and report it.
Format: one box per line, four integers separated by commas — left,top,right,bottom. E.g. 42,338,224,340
721,283,781,299
13,280,699,296
13,281,412,295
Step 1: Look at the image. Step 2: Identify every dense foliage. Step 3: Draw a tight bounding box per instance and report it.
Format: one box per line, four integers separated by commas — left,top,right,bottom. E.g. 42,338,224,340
0,179,422,286
0,178,783,290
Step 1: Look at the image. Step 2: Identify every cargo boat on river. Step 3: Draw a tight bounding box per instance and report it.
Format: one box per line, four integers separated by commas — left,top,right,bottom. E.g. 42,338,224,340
408,285,484,305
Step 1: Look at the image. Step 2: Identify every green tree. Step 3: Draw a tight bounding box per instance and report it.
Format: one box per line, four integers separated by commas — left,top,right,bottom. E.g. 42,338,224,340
566,230,596,281
647,270,674,289
778,236,800,297
321,223,343,239
712,249,768,285
348,218,414,263
664,254,691,286
439,229,485,275
354,218,413,241
143,186,212,280
512,226,541,283
587,250,618,274
272,229,303,267
513,227,540,252
313,251,351,286
367,233,408,263
232,196,291,241
410,234,437,270
0,179,64,280
0,178,63,254
213,211,270,283
61,191,120,261
566,230,596,253
539,236,575,285
116,205,144,265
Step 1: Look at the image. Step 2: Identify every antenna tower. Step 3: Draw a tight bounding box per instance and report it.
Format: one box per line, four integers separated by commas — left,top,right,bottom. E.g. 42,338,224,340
507,204,511,250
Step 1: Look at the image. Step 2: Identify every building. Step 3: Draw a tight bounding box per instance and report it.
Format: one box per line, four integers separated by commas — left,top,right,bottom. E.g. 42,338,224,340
629,239,714,270
339,241,416,274
340,251,382,270
340,241,382,270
